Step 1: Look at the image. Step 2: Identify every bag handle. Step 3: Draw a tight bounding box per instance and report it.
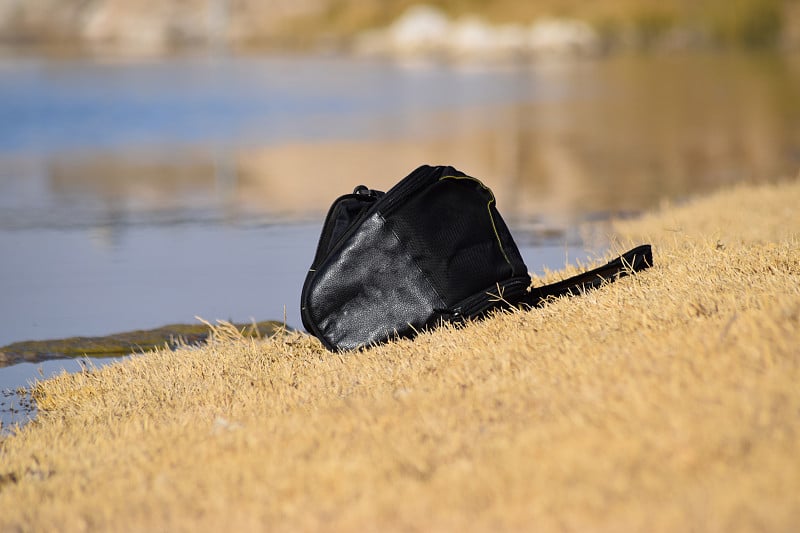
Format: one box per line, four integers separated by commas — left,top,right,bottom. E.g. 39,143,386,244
519,244,653,307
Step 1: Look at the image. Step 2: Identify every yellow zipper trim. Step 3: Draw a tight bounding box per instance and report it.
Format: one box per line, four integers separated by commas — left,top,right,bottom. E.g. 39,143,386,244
439,174,512,267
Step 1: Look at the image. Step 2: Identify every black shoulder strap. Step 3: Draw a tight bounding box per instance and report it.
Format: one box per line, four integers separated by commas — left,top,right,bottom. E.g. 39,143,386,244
519,244,653,307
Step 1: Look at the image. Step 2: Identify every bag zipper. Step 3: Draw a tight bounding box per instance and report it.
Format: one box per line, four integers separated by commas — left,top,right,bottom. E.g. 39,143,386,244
379,165,465,216
447,276,532,319
309,165,445,274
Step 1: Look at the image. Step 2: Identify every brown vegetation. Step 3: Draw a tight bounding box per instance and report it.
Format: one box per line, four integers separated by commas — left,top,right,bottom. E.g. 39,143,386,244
0,178,798,531
0,320,283,366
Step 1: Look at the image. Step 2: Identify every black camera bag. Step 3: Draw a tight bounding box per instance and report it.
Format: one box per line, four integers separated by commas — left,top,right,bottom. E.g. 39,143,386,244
301,165,652,352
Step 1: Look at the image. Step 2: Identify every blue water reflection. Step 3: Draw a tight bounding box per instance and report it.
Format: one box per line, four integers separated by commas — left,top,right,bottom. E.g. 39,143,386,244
0,56,559,153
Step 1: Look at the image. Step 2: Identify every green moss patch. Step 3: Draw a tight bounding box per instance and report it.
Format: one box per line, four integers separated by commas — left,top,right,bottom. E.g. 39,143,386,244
0,321,285,366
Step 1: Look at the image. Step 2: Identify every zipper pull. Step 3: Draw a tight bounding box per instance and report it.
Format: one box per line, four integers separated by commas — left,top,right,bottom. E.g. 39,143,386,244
353,185,383,198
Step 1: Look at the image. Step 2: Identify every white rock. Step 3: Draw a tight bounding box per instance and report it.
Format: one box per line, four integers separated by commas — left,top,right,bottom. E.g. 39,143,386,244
448,18,531,61
83,3,170,55
449,16,494,55
528,18,600,56
387,4,450,54
356,8,601,62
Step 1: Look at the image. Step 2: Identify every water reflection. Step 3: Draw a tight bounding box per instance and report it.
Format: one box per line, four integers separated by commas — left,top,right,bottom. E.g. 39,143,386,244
4,53,794,225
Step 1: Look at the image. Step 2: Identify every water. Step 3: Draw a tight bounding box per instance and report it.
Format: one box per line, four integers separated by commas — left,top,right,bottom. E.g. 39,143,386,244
0,55,559,154
0,184,592,348
0,53,605,347
0,356,125,433
1,51,799,431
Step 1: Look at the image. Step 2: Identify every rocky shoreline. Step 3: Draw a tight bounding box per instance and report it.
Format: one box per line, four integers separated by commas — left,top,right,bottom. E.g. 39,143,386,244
355,6,603,61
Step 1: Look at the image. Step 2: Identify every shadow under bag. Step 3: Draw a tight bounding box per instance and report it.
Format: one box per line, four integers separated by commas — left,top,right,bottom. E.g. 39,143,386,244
301,165,653,352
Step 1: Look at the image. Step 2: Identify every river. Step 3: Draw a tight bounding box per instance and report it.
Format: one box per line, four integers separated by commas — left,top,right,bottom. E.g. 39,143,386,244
1,51,799,430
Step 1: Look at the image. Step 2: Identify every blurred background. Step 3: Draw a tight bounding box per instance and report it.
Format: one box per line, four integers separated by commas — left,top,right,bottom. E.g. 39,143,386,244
1,0,799,350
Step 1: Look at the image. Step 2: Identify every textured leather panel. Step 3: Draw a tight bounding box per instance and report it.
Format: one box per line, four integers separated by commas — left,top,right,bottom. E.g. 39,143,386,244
305,212,445,351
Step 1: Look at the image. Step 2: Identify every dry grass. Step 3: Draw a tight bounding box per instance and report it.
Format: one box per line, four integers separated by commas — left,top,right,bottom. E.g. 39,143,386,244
1,179,798,532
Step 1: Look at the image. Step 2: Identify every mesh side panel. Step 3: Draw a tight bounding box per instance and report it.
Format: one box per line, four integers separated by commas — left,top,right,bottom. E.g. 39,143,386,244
386,178,527,306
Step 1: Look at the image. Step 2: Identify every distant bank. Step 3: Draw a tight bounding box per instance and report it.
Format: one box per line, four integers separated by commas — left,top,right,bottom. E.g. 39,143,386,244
1,0,799,58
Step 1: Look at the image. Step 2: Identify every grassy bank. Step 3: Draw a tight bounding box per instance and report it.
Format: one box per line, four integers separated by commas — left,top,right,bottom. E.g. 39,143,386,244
1,179,798,531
